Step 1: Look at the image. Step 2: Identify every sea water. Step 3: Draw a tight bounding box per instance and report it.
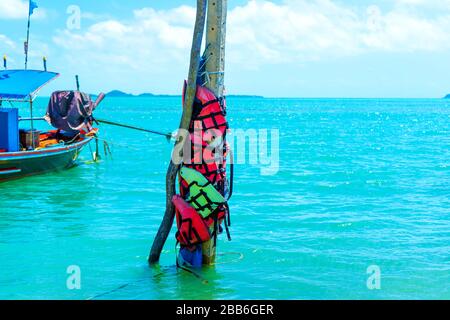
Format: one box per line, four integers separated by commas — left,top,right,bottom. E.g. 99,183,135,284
0,97,449,299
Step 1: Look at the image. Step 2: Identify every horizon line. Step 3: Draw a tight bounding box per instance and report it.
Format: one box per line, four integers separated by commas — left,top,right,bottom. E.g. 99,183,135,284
35,94,449,100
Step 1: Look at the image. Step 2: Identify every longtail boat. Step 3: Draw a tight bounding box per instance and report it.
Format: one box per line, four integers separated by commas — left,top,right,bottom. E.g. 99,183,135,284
0,69,104,182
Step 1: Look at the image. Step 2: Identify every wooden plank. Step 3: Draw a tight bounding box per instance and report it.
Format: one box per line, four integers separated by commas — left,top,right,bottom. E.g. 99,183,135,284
202,0,228,265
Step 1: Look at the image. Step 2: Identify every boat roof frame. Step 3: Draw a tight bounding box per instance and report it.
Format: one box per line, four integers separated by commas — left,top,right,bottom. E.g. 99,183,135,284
0,69,60,104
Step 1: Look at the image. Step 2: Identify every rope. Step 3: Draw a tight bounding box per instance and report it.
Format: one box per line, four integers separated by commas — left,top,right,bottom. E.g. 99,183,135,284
86,268,168,300
197,44,225,88
64,133,81,145
103,140,112,158
87,283,132,300
86,252,244,300
96,118,172,140
88,142,93,161
95,137,142,152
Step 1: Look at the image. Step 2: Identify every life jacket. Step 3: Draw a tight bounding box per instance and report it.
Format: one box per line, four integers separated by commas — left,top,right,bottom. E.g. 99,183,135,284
173,195,211,247
177,83,232,245
181,82,228,188
179,167,225,218
39,139,59,148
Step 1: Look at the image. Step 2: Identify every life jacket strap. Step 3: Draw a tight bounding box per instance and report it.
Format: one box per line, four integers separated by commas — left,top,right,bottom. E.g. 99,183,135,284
223,204,231,241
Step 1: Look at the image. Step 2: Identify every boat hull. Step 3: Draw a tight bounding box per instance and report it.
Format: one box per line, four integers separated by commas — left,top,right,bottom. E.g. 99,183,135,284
0,137,93,182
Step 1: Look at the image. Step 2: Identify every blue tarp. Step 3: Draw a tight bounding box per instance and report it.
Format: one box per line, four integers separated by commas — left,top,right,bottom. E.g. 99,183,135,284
0,69,59,101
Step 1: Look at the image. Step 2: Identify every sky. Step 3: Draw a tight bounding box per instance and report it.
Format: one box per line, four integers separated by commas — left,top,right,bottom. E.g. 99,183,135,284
1,0,450,98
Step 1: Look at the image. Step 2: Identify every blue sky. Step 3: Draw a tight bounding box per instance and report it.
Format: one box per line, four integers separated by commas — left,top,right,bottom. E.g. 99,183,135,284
1,0,450,98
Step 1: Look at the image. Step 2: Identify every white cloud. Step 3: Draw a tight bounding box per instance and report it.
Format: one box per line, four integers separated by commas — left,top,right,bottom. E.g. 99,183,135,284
361,9,450,52
227,0,450,66
394,0,450,8
0,34,19,65
0,0,46,20
52,5,196,79
0,34,50,69
228,0,364,65
0,34,16,50
0,0,28,19
51,0,450,73
0,0,433,96
81,12,113,22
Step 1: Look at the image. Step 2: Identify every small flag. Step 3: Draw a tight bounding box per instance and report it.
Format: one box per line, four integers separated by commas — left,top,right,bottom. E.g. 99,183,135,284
29,0,38,16
3,55,6,69
43,56,47,71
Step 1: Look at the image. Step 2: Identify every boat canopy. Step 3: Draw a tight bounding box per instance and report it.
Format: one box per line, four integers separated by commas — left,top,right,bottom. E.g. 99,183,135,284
45,91,99,133
0,69,59,102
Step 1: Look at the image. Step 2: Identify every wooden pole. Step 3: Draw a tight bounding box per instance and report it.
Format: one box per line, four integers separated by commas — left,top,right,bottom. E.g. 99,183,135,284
76,75,80,91
24,12,31,70
148,0,208,265
202,0,228,265
29,100,35,149
204,0,227,97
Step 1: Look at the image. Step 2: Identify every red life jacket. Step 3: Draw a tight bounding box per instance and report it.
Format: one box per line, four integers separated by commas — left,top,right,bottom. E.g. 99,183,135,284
180,83,228,198
173,195,211,247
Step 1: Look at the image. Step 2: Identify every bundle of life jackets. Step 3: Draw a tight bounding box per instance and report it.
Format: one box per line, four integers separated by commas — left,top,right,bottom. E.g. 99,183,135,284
173,82,233,267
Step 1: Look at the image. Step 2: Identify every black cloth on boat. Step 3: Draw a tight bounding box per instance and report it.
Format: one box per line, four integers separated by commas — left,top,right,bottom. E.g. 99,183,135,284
45,91,97,133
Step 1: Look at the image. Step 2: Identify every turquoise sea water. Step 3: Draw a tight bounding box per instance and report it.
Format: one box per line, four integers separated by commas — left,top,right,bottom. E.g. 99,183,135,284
0,97,449,300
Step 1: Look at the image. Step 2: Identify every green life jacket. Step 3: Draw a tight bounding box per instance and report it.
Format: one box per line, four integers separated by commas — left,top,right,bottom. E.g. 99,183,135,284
179,167,225,218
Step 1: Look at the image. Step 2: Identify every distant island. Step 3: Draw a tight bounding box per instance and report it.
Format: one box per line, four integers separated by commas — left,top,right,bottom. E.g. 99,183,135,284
106,90,263,99
106,90,160,97
227,95,264,98
444,94,450,99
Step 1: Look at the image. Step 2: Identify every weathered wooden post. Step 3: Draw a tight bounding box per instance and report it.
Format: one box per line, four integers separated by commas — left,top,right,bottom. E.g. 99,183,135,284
202,0,228,265
204,0,227,97
149,0,208,265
